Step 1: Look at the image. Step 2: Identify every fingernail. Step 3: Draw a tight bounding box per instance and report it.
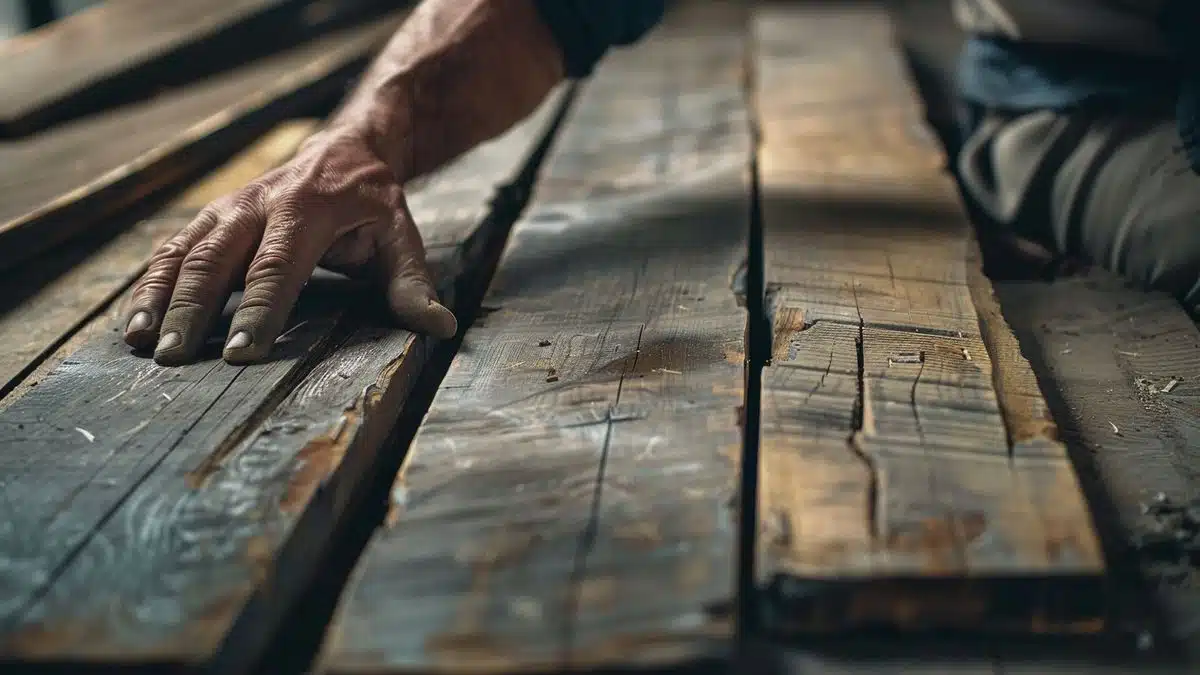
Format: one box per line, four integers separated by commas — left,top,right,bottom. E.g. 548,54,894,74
429,301,458,339
126,311,152,333
226,331,252,350
157,332,182,351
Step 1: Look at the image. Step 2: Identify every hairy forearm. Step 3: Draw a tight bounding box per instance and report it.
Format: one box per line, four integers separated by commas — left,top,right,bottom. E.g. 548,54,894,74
320,0,566,182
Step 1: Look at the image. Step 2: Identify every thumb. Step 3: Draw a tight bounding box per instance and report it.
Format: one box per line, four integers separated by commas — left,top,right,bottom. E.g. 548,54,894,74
376,216,458,340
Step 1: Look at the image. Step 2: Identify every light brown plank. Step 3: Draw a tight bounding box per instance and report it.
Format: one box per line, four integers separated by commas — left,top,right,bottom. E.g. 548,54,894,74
0,88,566,673
0,9,404,274
322,3,752,672
753,1,1105,634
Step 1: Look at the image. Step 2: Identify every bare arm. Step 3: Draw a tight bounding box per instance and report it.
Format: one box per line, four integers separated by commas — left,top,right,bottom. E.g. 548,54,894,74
323,0,566,182
123,0,567,366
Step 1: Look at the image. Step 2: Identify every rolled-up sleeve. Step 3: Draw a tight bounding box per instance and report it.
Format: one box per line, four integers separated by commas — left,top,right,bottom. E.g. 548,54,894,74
533,0,667,78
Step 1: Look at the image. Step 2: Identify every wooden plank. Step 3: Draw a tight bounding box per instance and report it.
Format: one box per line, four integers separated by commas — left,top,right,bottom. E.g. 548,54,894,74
322,2,751,672
989,272,1200,650
0,120,318,403
0,9,405,275
753,1,1106,634
0,0,324,135
0,88,567,672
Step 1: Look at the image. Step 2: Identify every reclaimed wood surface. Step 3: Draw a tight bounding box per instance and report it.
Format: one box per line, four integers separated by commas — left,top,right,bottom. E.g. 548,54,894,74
0,89,566,672
0,120,318,402
991,273,1200,652
753,1,1106,634
322,2,752,672
0,9,405,275
0,0,322,136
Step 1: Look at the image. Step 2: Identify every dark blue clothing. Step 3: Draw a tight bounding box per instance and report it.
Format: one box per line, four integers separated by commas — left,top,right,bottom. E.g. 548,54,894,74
955,2,1198,172
532,0,667,78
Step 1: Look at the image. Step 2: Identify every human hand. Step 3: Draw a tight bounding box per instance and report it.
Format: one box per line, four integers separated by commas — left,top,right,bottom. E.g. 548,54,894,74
122,131,457,366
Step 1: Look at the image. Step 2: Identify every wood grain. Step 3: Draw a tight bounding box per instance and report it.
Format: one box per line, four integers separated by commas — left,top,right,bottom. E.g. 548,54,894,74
323,3,752,673
0,0,327,135
0,88,566,672
0,10,405,274
0,120,319,403
753,1,1106,634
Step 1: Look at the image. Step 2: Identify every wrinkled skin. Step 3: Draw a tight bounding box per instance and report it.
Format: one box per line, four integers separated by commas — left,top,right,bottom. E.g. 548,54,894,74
123,0,565,366
123,132,456,366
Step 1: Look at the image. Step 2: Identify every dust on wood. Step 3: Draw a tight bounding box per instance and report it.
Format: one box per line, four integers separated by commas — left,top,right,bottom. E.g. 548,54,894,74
0,10,406,273
753,1,1105,634
0,89,567,671
323,3,751,673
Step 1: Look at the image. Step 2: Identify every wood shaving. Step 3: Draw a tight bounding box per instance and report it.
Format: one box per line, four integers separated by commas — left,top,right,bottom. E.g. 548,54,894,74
75,427,95,443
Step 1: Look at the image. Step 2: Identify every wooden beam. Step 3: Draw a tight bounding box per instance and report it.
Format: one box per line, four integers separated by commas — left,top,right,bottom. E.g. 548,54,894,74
0,120,318,402
753,1,1106,634
0,89,567,672
0,0,329,135
0,10,404,275
321,2,752,672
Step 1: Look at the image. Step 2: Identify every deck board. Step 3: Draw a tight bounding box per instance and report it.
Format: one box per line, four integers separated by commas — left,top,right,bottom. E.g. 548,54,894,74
753,1,1106,634
0,10,403,274
0,88,566,672
322,3,752,672
0,0,322,135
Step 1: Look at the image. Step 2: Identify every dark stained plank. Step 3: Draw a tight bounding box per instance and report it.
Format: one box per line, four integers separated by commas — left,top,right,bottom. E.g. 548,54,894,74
753,1,1106,634
0,89,567,672
322,2,752,672
0,120,319,402
0,9,405,275
0,0,323,135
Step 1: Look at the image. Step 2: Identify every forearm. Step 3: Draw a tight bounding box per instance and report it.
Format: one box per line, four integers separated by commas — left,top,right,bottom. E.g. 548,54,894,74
321,0,566,182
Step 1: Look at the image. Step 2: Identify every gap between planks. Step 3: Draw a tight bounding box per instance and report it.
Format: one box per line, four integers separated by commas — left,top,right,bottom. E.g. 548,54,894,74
0,86,568,674
322,2,753,673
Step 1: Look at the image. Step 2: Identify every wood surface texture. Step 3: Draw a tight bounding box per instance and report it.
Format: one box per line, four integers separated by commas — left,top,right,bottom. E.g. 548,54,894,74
0,120,318,402
0,0,320,135
323,2,752,672
991,273,1200,652
753,1,1106,633
0,10,405,275
0,88,566,673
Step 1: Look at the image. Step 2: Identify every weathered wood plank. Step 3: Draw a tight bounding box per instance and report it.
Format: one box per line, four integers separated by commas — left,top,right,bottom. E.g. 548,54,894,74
322,3,751,672
0,88,566,672
989,272,1200,650
0,10,404,274
0,0,327,135
754,1,1105,634
0,120,318,402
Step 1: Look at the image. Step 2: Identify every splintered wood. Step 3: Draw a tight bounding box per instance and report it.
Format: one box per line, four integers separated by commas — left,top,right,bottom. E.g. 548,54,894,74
753,2,1106,633
0,94,564,672
324,2,752,673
